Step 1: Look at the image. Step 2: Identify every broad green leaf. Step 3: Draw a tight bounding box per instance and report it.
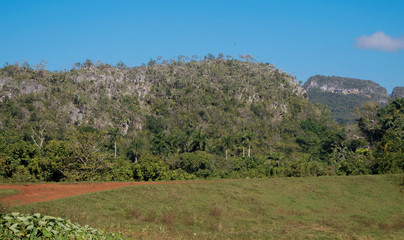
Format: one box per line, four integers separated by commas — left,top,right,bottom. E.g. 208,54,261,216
11,212,20,217
42,229,52,237
9,223,20,233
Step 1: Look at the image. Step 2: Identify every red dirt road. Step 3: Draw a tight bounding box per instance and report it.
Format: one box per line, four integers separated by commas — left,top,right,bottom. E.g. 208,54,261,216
0,180,226,206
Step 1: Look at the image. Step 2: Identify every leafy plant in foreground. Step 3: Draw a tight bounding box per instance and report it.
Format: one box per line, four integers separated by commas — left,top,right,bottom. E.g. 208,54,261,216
0,212,124,239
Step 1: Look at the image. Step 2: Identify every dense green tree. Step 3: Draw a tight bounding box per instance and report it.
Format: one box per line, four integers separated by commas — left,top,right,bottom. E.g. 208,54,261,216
167,151,214,178
58,130,110,181
369,98,404,173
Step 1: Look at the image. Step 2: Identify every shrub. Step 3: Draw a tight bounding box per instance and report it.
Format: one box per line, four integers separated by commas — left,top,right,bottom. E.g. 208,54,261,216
167,151,215,178
0,212,124,239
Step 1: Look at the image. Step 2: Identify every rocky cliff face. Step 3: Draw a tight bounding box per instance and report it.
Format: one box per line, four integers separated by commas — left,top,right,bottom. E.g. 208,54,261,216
392,87,404,98
303,75,389,104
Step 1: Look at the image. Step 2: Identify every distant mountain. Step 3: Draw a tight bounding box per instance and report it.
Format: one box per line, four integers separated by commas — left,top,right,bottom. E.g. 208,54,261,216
303,75,390,124
392,87,404,98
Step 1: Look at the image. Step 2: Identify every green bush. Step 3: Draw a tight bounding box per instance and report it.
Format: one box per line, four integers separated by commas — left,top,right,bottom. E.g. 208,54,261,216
167,151,215,178
0,212,124,239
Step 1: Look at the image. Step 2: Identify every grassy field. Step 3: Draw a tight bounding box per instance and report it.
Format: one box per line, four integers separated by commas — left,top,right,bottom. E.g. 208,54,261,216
0,189,19,203
0,189,19,199
10,175,404,239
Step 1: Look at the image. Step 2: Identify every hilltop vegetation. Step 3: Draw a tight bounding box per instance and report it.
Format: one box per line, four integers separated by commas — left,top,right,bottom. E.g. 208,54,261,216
0,56,403,182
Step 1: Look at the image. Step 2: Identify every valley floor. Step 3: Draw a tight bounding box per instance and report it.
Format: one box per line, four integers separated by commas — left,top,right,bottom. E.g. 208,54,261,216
3,175,404,239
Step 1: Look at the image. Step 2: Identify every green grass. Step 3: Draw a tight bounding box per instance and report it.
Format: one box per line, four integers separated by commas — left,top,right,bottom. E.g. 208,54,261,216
0,189,19,198
11,175,404,239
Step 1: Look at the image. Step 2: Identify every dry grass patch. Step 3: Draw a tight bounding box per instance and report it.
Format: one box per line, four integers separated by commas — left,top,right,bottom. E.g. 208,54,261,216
209,205,222,219
161,211,175,225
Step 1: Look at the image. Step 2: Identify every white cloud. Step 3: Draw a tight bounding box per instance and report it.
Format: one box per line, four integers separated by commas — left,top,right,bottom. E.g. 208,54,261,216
355,32,404,52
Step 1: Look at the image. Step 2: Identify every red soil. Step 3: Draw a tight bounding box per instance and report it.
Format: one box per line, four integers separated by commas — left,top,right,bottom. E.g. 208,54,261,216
0,180,226,206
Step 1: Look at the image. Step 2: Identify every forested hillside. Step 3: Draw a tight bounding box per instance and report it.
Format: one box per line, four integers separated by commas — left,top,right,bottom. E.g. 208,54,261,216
0,57,402,182
303,75,391,124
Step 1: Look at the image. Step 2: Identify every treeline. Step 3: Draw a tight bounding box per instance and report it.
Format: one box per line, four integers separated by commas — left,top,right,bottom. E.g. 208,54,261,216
0,56,402,182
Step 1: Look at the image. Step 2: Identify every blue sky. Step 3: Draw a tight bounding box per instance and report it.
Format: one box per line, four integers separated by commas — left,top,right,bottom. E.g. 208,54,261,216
1,0,403,92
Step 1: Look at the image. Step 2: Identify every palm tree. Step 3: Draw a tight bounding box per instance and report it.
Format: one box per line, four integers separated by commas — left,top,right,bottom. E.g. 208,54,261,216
190,130,207,152
107,127,122,159
128,138,143,162
151,132,171,156
221,136,232,160
238,131,254,158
